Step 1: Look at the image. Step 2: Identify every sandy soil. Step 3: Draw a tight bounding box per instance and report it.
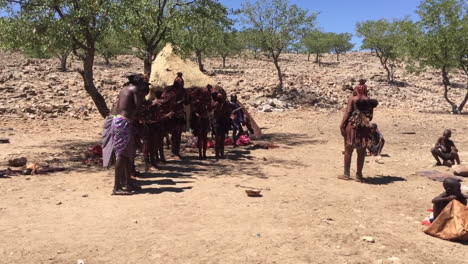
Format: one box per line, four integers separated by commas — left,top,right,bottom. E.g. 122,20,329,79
1,109,467,264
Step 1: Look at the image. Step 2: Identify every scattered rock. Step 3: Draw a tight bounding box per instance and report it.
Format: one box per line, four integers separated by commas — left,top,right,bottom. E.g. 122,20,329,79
361,236,375,243
8,157,27,167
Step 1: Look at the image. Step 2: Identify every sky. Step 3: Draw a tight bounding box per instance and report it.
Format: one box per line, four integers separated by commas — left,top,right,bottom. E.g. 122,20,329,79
220,0,422,49
1,0,424,50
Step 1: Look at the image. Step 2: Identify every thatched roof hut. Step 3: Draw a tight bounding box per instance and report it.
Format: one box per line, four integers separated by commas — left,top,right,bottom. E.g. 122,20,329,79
149,44,214,91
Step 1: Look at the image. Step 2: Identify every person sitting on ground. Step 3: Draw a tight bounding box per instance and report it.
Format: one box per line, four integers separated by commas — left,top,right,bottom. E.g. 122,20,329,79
367,123,385,156
431,129,461,167
432,177,467,221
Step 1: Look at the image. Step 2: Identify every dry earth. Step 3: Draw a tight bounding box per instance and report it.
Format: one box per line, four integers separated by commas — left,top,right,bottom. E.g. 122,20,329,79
1,109,468,264
0,52,468,264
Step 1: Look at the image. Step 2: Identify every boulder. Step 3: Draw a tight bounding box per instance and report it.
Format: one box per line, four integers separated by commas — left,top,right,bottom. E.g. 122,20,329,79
453,165,468,177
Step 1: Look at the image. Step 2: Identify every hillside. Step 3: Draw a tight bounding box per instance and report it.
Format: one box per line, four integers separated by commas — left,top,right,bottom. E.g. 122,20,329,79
0,51,466,122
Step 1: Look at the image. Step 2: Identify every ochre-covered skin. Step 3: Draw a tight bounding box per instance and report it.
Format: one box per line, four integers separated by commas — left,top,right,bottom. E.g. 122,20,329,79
339,83,378,182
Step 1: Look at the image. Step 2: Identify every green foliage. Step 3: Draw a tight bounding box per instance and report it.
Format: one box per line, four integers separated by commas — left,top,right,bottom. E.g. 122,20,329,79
1,0,121,117
97,28,131,65
329,32,354,61
118,0,191,73
172,0,232,71
0,8,71,60
403,0,468,113
213,29,244,67
409,0,466,70
238,29,264,58
241,0,317,94
302,30,333,63
356,19,408,82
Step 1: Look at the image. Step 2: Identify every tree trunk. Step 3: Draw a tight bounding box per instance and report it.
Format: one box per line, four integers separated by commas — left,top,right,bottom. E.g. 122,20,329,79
196,50,204,72
144,49,153,74
441,66,459,114
384,63,393,82
272,53,283,96
336,52,340,62
104,57,110,66
80,49,110,118
222,56,227,68
457,68,468,113
457,86,468,113
315,53,320,64
59,51,70,72
377,54,394,83
307,53,310,61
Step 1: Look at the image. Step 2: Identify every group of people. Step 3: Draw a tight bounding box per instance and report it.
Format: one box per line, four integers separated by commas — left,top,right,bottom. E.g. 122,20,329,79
338,79,462,182
338,79,466,233
102,72,248,195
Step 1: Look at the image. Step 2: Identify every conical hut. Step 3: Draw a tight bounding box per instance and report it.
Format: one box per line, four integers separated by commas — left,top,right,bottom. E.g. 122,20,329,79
149,44,214,92
149,44,262,138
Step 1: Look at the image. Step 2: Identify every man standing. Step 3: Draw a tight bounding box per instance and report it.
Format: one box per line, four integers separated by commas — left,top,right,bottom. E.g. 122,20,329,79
103,74,149,195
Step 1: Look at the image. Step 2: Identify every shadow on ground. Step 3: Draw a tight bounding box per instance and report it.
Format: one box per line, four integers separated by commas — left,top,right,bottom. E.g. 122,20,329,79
262,133,328,147
364,175,407,185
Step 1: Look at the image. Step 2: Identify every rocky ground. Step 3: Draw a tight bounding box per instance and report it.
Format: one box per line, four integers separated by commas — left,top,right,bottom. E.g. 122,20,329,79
1,109,468,264
1,52,468,264
0,51,467,121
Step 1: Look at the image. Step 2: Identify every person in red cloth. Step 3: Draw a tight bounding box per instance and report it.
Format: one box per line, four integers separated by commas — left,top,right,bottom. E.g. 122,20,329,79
191,85,213,159
213,93,233,160
339,79,378,182
169,72,187,158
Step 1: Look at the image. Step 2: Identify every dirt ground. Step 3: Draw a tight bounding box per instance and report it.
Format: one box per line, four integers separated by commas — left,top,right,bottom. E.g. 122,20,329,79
0,109,467,264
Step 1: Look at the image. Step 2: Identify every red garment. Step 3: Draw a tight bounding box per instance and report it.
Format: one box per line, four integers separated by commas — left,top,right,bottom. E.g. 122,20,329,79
192,88,212,118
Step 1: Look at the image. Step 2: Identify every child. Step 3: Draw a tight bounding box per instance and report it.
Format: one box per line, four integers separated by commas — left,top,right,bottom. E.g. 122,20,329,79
432,177,467,220
367,123,385,156
431,129,461,166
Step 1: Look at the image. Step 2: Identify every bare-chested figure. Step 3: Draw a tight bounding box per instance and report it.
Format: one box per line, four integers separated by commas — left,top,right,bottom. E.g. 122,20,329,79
213,93,233,160
432,177,467,220
138,91,173,171
339,79,379,182
431,129,461,167
169,72,187,158
102,74,149,195
191,85,213,159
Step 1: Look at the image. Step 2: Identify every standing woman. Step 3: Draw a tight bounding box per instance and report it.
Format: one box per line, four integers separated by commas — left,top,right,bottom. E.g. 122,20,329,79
339,80,378,182
213,93,233,160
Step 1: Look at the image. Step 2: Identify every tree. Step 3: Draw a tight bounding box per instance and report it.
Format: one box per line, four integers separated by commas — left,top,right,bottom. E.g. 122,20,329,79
329,33,354,61
356,19,407,83
241,0,317,96
213,29,243,68
238,29,263,59
97,28,131,66
2,0,120,118
120,0,194,74
0,11,72,72
301,30,333,64
174,0,231,72
404,0,467,114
